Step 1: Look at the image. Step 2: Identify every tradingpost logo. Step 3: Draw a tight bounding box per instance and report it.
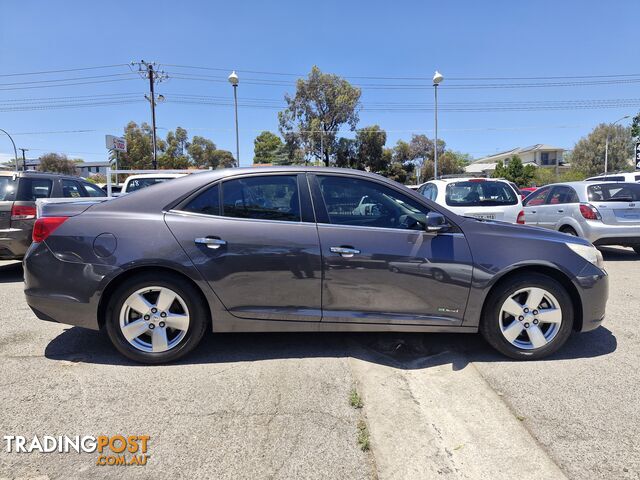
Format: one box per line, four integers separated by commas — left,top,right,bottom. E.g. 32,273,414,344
3,435,150,466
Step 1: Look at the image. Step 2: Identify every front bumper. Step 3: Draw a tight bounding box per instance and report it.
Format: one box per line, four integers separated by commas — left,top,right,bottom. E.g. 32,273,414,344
575,262,609,332
24,241,120,330
0,227,31,259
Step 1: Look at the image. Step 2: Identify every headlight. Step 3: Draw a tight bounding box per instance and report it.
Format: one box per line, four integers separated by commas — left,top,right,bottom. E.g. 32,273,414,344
565,242,604,269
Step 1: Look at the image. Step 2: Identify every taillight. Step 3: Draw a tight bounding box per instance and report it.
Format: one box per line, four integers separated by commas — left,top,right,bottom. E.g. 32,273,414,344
579,203,601,221
11,205,36,220
516,210,525,224
32,217,68,243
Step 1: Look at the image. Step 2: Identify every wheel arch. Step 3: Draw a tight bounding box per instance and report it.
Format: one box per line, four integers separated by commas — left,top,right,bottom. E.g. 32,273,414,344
97,265,212,330
481,265,583,332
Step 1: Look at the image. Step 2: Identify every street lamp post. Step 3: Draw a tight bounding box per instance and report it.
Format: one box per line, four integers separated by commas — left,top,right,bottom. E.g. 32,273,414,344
0,128,19,173
228,71,240,167
432,71,444,180
604,115,631,176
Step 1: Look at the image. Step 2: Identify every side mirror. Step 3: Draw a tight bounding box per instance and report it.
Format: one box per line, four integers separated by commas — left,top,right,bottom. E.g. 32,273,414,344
425,212,450,233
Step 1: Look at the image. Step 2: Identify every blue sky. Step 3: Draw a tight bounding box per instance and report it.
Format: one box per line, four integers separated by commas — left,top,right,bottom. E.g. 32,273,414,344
0,0,637,166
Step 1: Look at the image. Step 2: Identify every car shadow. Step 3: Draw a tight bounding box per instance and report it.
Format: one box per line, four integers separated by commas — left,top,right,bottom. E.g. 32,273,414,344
44,324,618,370
599,246,639,261
0,261,23,284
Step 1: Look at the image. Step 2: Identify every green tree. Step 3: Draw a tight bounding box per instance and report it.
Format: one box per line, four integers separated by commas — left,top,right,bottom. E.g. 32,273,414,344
278,66,361,166
113,121,166,169
355,125,388,172
385,162,408,184
570,123,633,176
493,155,537,186
187,136,218,168
253,131,284,164
38,153,80,175
212,150,236,168
335,137,357,168
159,127,190,169
632,112,640,139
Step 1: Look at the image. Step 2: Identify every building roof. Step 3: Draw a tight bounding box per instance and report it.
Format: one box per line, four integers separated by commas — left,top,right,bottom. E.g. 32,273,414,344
471,144,565,164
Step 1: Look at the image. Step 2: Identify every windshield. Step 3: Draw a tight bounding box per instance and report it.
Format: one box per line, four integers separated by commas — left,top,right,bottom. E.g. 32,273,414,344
445,181,518,207
588,183,640,202
125,177,173,192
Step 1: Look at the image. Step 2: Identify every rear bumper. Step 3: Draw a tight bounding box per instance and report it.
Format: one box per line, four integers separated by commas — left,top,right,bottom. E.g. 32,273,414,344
24,241,120,330
581,222,640,246
575,262,609,332
0,227,31,259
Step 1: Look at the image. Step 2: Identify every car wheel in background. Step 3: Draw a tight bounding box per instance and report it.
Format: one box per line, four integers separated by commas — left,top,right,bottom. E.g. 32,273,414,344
560,226,578,236
480,273,574,360
105,272,208,364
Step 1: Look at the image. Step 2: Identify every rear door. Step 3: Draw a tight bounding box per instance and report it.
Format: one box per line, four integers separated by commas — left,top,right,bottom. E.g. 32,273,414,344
588,183,640,226
165,173,323,322
538,185,579,229
523,187,551,226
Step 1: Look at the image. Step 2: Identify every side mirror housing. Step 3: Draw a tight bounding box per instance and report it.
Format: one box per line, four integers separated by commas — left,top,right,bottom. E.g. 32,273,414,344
425,212,450,233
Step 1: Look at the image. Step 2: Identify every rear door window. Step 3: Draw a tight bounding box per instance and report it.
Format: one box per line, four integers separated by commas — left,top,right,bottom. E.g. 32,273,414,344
548,186,579,204
222,175,300,222
81,182,107,197
0,176,17,201
445,180,517,207
62,179,86,198
183,184,220,216
17,178,53,201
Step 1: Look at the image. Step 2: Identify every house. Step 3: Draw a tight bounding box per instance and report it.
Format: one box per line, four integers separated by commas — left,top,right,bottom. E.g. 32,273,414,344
76,161,112,178
465,144,567,175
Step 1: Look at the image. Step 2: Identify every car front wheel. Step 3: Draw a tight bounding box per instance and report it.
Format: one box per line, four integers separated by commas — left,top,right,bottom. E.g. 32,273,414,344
480,273,574,360
105,273,208,364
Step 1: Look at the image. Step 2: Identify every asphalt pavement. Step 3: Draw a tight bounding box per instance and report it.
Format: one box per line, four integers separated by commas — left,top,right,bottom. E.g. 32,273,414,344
0,247,637,479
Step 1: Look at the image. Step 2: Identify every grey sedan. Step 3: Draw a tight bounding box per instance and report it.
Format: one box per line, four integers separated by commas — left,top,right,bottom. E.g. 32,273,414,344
23,167,608,363
523,181,640,254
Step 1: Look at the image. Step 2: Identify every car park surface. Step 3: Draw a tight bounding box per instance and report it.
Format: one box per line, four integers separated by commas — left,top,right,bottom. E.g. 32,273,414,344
23,167,607,363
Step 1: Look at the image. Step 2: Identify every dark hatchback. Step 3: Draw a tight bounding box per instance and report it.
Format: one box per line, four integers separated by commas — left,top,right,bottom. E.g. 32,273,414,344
0,171,106,259
23,167,608,364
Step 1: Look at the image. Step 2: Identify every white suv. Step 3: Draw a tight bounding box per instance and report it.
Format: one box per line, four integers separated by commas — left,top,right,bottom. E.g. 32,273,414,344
417,177,524,224
585,172,640,183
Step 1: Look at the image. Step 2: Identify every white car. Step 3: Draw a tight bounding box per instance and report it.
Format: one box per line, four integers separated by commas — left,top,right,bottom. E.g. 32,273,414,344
585,172,640,183
121,173,186,194
416,177,524,224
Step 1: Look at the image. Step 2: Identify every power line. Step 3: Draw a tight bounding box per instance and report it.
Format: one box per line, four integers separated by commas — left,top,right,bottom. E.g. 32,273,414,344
0,78,140,91
0,63,129,77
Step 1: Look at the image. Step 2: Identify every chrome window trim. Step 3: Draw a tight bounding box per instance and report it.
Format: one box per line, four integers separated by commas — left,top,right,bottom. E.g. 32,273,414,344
315,221,464,236
166,208,312,225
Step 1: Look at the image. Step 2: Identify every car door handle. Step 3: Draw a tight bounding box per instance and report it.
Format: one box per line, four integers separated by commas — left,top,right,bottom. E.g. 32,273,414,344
194,237,227,249
557,209,564,213
530,210,537,214
330,246,361,258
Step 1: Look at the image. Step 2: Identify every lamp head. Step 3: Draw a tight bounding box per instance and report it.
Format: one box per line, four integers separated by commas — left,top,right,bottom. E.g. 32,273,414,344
433,70,444,85
228,70,239,86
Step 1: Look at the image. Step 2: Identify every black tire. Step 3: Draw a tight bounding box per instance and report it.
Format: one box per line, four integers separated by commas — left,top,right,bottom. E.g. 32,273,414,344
105,272,208,364
560,226,578,236
431,268,447,282
479,273,574,360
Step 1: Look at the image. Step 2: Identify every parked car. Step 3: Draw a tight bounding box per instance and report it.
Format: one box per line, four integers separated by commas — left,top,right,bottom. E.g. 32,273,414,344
417,177,525,223
523,181,640,254
24,167,607,363
585,172,640,183
121,173,186,194
0,171,106,260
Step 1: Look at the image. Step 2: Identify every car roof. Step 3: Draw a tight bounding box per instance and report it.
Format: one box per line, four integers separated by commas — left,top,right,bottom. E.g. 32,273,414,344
124,173,186,180
426,177,510,184
0,170,89,180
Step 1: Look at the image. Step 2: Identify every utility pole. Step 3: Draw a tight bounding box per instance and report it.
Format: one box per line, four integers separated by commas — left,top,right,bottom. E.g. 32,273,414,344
19,148,28,171
131,61,168,169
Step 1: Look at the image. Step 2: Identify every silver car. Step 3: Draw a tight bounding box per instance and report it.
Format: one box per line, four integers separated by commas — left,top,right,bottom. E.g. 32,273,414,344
523,181,640,254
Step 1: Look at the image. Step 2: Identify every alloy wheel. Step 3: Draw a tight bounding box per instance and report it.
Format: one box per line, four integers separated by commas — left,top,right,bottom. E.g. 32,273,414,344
498,287,562,350
119,286,190,353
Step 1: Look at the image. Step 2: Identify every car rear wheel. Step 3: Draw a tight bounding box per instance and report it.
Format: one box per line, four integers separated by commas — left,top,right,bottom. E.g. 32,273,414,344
560,226,577,236
105,273,208,364
480,273,574,360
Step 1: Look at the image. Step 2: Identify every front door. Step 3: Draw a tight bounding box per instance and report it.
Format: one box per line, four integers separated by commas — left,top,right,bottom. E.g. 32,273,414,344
165,173,322,322
310,174,473,326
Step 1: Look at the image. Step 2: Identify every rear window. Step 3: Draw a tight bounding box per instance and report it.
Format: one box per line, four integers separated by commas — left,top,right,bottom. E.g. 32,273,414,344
16,178,53,201
588,183,640,202
0,176,17,201
125,177,173,192
445,181,518,207
587,176,625,182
